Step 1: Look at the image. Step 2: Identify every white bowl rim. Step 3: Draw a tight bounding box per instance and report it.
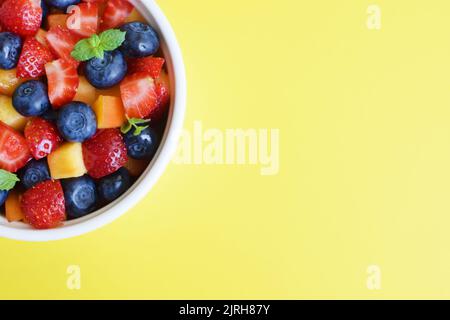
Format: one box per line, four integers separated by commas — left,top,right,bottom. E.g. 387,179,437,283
0,0,186,242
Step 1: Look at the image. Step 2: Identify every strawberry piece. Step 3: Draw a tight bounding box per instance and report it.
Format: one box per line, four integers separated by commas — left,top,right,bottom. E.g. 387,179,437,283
0,122,32,172
24,118,62,160
45,59,80,109
21,180,66,229
82,128,128,179
127,57,165,79
120,72,157,119
45,26,80,67
67,2,99,38
153,71,171,122
16,37,53,79
0,0,42,37
100,0,133,31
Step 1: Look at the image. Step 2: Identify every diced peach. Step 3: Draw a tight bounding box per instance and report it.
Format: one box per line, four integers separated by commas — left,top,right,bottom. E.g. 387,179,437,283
125,9,146,23
47,14,68,29
93,95,126,129
0,95,28,131
124,158,148,176
35,29,48,47
48,142,87,179
74,76,96,106
95,85,121,98
5,191,24,222
0,69,25,96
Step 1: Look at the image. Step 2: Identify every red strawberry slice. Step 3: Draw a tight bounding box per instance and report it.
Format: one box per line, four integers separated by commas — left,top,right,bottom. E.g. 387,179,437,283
83,129,128,179
0,0,42,37
45,59,80,109
127,57,165,79
153,70,171,122
21,180,66,229
100,0,133,31
16,37,54,79
45,26,80,67
120,72,157,119
0,122,32,172
67,2,99,38
24,118,62,160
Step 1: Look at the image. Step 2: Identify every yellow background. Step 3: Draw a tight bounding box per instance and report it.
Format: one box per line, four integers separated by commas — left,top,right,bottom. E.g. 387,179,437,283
2,0,450,299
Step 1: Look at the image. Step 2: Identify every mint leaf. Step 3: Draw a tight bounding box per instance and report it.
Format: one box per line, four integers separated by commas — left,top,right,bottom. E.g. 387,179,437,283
0,170,19,191
71,38,98,61
134,125,149,136
121,118,151,135
88,34,101,48
120,122,132,134
99,29,126,51
71,29,127,62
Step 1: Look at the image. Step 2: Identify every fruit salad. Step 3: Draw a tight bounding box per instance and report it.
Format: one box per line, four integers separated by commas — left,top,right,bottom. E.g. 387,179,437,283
0,0,170,229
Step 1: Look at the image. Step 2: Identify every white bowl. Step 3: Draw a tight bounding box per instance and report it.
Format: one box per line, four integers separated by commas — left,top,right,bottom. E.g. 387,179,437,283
0,0,186,241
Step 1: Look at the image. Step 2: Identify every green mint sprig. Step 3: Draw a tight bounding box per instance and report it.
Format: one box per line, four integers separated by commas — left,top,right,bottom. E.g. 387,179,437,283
121,118,151,136
71,29,127,62
0,169,19,191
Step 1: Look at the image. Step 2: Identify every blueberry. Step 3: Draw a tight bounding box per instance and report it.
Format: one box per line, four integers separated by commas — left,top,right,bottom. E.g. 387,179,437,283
12,81,51,117
97,168,131,203
123,127,158,160
0,32,22,70
120,22,160,58
44,0,81,10
0,190,8,207
84,50,127,89
41,0,48,20
41,108,58,123
61,175,97,219
57,102,97,142
18,159,51,189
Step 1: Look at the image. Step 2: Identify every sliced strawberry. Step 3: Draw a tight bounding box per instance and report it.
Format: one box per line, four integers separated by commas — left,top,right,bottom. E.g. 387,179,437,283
16,37,53,79
67,2,99,38
21,180,66,229
45,59,80,109
0,0,42,37
153,70,171,122
100,0,133,31
0,122,32,172
120,72,157,119
82,128,128,179
24,118,62,160
127,57,165,79
46,26,80,67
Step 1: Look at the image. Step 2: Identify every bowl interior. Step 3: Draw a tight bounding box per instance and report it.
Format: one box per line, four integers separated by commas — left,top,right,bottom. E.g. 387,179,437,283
0,0,183,239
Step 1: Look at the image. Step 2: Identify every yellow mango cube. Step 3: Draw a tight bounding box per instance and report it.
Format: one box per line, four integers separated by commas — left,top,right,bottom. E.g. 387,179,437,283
95,85,121,98
0,69,24,96
74,76,96,106
5,191,24,222
125,9,146,23
93,95,126,129
0,95,28,131
48,142,87,179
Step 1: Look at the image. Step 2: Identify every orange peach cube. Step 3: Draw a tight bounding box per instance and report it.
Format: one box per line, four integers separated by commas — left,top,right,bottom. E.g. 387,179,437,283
48,142,87,179
74,76,96,106
93,95,126,129
0,95,28,131
5,191,24,222
0,69,24,96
